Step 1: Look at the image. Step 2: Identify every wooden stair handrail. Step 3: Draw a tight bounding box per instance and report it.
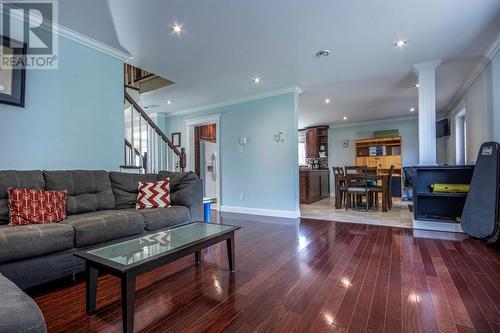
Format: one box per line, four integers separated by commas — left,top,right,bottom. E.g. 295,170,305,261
124,91,186,171
124,138,142,157
125,91,181,156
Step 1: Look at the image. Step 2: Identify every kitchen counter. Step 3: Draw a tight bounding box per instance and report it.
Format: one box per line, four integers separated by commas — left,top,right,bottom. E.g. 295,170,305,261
300,169,330,204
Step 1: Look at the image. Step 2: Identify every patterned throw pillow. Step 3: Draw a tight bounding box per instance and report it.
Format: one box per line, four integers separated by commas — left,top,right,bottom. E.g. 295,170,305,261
8,188,68,226
136,178,171,209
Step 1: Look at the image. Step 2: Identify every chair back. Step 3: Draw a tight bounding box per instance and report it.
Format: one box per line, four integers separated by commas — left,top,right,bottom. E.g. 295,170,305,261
402,167,413,186
346,165,368,190
345,165,367,174
387,165,394,180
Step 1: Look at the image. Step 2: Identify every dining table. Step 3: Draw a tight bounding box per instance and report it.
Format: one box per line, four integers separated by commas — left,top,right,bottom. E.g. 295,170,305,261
334,173,391,212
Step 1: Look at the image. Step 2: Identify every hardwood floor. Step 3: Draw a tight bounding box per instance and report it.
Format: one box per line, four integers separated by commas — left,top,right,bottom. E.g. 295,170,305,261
30,212,500,332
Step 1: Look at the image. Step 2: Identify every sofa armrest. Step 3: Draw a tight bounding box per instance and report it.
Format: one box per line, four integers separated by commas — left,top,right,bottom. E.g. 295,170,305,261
170,178,203,222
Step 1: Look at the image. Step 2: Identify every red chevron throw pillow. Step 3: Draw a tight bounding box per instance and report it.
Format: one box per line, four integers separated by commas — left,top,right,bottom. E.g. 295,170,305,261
136,178,171,209
8,188,68,226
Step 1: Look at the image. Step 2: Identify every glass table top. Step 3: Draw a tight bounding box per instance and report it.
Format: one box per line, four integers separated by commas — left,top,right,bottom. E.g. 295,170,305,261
87,222,235,266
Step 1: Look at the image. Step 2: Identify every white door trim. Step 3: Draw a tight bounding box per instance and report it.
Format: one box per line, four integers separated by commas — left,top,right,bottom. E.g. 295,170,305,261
185,114,221,210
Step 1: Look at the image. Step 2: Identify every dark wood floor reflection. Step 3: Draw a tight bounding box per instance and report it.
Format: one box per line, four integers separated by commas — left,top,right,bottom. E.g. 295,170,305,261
31,212,500,332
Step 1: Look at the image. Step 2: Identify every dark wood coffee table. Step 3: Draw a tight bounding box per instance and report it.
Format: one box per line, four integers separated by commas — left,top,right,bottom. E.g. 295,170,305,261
75,222,240,333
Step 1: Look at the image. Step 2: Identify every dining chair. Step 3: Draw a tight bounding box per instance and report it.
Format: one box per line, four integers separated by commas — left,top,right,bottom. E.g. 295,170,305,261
345,166,369,211
369,165,394,210
345,165,366,175
332,167,347,207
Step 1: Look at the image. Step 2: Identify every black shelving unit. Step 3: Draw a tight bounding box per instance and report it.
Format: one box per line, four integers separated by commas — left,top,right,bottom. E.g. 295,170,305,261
413,165,474,223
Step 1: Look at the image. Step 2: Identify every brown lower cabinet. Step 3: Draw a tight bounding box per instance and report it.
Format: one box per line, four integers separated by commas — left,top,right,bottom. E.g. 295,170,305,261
300,169,330,204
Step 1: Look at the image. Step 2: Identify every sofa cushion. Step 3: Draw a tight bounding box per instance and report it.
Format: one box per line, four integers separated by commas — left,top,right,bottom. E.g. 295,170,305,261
0,170,45,225
64,210,145,247
109,172,159,209
125,206,190,231
44,170,115,215
157,171,199,191
0,274,46,333
0,223,74,264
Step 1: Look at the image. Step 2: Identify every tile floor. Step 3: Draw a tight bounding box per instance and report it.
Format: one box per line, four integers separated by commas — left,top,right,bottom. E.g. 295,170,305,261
300,196,413,228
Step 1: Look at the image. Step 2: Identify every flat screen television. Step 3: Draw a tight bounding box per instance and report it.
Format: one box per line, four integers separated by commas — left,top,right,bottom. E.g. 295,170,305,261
436,118,450,138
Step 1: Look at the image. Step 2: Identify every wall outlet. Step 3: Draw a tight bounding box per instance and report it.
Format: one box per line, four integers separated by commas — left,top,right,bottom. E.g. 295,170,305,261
239,192,244,201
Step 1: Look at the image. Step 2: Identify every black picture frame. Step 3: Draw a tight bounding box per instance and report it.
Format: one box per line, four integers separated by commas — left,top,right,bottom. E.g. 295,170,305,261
172,132,181,147
0,36,27,107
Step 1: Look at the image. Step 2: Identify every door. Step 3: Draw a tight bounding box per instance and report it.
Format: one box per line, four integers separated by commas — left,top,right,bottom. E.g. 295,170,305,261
201,140,217,199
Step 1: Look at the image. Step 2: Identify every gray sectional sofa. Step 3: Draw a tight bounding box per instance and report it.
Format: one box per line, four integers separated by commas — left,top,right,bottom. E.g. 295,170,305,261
0,170,203,290
0,273,46,332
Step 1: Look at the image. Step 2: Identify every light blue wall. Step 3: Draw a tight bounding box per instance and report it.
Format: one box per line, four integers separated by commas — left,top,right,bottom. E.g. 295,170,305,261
329,118,419,189
446,49,499,164
164,93,299,214
493,50,500,143
0,37,124,170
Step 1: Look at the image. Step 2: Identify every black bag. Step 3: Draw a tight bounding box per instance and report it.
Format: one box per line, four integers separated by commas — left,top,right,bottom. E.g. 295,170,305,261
461,142,500,244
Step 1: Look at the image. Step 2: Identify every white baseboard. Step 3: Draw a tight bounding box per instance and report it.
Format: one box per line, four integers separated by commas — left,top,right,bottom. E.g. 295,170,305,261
413,219,464,233
220,205,300,219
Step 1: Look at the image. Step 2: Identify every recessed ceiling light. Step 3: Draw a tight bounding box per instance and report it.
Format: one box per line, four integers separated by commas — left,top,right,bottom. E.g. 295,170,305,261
171,23,183,34
316,49,331,57
343,116,348,120
395,39,407,48
167,100,172,105
410,106,416,112
324,98,331,104
415,83,420,88
253,77,261,84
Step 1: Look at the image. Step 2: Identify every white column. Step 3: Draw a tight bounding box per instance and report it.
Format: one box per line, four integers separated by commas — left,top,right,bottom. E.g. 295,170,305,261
412,59,442,165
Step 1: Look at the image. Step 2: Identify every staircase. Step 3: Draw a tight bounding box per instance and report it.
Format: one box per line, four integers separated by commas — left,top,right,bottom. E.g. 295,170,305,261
122,89,185,173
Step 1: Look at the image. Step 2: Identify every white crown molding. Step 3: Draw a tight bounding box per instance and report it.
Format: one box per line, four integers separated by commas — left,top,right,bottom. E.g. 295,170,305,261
57,25,132,61
220,205,300,219
331,115,417,128
185,113,221,126
444,31,500,113
485,31,500,60
165,86,303,118
2,3,132,61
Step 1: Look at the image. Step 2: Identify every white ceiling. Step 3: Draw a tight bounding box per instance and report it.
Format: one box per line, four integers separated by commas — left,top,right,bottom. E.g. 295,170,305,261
64,0,500,127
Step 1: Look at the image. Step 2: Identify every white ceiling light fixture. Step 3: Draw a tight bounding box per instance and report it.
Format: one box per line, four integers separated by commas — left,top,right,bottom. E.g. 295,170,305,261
167,100,172,105
410,106,416,112
316,49,331,57
171,23,183,34
394,39,407,48
253,76,261,84
324,98,331,104
415,83,420,88
343,116,347,120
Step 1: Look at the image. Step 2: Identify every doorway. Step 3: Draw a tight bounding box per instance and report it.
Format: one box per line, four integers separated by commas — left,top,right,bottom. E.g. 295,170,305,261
185,114,221,210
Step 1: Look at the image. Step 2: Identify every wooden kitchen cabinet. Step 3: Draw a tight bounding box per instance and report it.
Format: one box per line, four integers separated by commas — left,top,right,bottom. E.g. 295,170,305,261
300,169,330,204
200,123,216,142
305,125,329,158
